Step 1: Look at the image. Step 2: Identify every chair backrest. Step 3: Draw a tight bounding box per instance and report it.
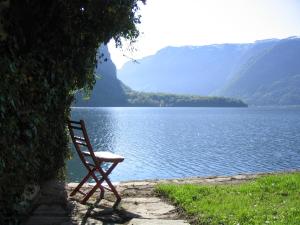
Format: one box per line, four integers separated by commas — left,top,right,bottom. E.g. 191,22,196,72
67,120,98,169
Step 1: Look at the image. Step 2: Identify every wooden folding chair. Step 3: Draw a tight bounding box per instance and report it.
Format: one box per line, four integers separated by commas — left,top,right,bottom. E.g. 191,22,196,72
67,119,124,207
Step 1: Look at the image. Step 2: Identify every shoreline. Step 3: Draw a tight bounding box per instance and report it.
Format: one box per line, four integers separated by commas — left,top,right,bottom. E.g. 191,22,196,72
68,169,300,186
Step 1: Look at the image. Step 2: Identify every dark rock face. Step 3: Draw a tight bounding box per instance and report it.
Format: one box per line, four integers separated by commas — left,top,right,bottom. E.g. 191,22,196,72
74,45,128,107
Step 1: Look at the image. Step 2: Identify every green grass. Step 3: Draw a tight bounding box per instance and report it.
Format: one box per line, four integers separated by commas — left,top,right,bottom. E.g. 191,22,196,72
156,173,300,225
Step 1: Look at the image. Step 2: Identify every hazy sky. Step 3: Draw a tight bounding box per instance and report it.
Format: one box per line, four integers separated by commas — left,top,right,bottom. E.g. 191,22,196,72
108,0,300,69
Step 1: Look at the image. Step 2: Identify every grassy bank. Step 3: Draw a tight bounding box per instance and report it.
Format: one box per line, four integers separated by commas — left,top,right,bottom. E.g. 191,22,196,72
156,173,300,225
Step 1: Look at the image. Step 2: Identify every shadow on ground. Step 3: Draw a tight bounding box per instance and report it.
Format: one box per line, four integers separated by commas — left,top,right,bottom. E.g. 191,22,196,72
22,174,261,225
22,179,184,225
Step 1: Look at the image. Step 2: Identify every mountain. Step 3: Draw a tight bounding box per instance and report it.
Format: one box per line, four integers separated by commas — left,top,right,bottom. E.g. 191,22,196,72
75,45,128,107
118,44,251,95
74,46,247,107
118,40,280,95
118,37,300,105
219,38,300,105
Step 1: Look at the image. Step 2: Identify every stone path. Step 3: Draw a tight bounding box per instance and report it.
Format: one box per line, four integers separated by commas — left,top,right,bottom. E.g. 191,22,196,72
22,174,259,225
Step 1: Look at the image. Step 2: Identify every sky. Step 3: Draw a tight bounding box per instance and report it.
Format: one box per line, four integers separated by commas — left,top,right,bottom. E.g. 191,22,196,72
108,0,300,69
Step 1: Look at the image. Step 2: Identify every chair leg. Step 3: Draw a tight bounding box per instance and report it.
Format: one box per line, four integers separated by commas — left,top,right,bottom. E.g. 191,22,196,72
70,168,95,196
103,175,121,200
81,173,105,204
96,162,122,205
109,179,122,209
75,162,122,206
113,198,121,209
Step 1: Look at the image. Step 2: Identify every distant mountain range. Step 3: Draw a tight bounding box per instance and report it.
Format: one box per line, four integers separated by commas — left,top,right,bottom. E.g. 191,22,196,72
74,46,246,107
118,37,300,105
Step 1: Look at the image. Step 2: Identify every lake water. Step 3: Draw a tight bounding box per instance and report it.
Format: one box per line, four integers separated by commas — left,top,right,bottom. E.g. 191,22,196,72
67,107,300,182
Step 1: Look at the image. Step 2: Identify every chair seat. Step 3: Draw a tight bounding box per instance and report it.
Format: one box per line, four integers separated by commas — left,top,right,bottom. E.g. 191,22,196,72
83,151,124,162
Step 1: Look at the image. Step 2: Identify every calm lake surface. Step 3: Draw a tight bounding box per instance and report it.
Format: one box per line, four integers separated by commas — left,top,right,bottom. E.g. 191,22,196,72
67,107,300,182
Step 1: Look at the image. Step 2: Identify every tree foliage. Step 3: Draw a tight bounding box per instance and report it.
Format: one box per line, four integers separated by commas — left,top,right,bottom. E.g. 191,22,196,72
0,0,144,223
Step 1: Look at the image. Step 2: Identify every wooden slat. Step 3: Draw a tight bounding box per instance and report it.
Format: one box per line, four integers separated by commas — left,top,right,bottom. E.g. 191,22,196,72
74,136,85,141
70,125,82,130
69,120,81,125
82,151,91,156
87,163,95,167
75,140,88,147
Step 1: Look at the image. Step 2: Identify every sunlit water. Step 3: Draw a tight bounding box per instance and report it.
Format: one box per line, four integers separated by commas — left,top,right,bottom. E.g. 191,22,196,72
67,107,300,182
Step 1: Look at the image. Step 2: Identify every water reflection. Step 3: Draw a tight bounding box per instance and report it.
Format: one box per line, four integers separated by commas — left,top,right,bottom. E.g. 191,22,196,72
67,107,300,182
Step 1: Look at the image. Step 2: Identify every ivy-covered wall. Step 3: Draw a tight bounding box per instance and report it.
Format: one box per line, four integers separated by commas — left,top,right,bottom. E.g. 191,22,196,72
0,0,144,223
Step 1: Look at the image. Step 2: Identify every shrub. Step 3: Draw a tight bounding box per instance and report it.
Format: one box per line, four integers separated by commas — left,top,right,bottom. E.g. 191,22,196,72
0,0,144,223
